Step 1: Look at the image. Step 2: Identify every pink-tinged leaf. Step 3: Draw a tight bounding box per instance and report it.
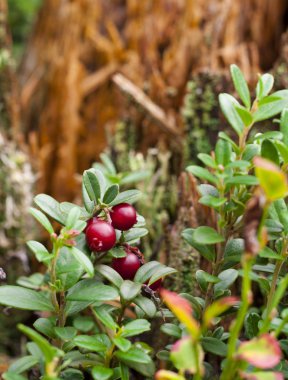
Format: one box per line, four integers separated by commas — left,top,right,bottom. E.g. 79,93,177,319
155,370,185,380
237,334,282,369
170,337,204,375
254,157,288,201
203,297,239,327
160,289,200,340
241,371,284,380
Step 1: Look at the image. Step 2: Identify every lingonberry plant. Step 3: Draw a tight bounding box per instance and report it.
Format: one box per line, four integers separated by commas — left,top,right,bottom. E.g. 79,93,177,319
156,66,288,380
0,167,176,379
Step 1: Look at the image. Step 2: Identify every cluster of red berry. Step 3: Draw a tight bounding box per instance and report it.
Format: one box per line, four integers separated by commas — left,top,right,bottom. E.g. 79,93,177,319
85,203,161,291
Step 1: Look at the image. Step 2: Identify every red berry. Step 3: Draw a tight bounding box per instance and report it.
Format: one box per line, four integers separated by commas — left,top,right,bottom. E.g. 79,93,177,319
112,252,141,280
110,203,137,231
84,217,98,232
85,219,116,252
148,278,163,291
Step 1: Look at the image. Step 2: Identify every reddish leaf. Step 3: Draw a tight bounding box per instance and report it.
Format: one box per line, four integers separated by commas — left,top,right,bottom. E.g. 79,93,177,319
241,371,284,380
170,337,204,374
203,297,239,327
155,370,185,380
237,334,282,369
160,289,200,340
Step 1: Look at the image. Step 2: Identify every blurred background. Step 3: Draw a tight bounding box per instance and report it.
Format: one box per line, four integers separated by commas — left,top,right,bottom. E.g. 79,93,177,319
1,0,288,368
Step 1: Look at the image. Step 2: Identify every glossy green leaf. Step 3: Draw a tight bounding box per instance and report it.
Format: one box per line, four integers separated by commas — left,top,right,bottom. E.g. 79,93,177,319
67,279,118,302
26,241,52,263
193,226,224,245
0,286,53,311
182,228,215,261
8,356,38,374
66,207,81,229
70,247,94,278
110,190,142,206
280,108,288,145
103,184,119,204
133,295,157,317
160,323,182,338
120,280,141,301
148,266,177,285
34,194,65,224
214,269,238,292
186,165,218,184
253,90,288,122
83,169,101,203
95,264,124,288
202,337,227,357
197,153,217,168
124,228,148,243
112,337,131,353
235,105,253,126
261,140,279,165
29,207,53,234
92,366,113,380
170,337,203,373
54,327,77,341
74,335,107,352
225,175,258,186
92,305,118,330
196,270,220,292
134,261,163,283
33,318,56,339
215,139,232,166
230,64,251,108
115,347,151,364
219,93,244,136
122,319,150,337
256,73,274,100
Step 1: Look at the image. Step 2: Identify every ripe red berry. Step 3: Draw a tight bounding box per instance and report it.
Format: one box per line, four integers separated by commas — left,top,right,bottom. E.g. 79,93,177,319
84,216,98,232
112,252,141,280
110,203,137,231
85,219,116,252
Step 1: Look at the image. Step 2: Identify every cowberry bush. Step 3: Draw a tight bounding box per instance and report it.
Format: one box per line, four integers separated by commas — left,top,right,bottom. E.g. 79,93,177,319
2,65,288,380
0,166,176,379
156,66,288,380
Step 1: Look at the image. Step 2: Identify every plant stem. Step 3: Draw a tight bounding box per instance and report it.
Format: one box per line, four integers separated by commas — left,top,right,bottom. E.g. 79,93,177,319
220,256,253,380
50,242,61,312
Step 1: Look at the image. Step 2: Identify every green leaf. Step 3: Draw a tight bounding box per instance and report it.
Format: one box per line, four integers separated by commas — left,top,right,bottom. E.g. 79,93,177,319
34,194,65,224
274,140,288,163
110,190,142,206
256,73,274,100
122,319,151,338
199,195,226,209
124,228,148,243
259,247,282,261
67,279,118,302
54,327,77,341
219,93,244,136
170,337,203,373
198,184,219,198
186,165,217,184
110,247,126,258
235,105,253,126
0,286,53,311
93,305,118,330
202,337,227,357
112,337,131,353
82,182,94,213
115,347,151,364
119,363,129,380
196,270,220,292
242,144,260,161
218,132,240,153
214,269,238,292
95,264,124,288
56,247,84,291
160,323,182,338
230,64,251,108
254,157,288,201
280,108,288,145
193,226,224,245
103,184,119,204
215,139,232,166
61,369,84,380
66,207,81,229
261,140,279,165
73,316,94,332
26,241,52,263
33,318,56,339
29,207,54,234
120,280,141,301
92,365,113,380
182,228,215,261
197,153,217,169
3,373,27,380
83,169,101,203
74,335,107,352
225,175,258,186
253,90,288,122
8,355,38,374
245,312,260,339
18,324,60,363
134,261,163,283
148,266,177,285
70,247,94,278
134,295,157,317
274,199,288,232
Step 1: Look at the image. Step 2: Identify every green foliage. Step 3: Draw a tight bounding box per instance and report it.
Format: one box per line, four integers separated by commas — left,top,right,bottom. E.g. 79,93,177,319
157,65,288,380
1,162,175,379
